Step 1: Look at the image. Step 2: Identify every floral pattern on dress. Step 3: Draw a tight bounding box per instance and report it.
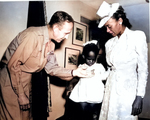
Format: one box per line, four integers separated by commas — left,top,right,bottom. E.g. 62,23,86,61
99,27,148,120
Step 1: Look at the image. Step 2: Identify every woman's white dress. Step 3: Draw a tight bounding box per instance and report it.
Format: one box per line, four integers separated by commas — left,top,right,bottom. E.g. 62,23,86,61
99,27,148,120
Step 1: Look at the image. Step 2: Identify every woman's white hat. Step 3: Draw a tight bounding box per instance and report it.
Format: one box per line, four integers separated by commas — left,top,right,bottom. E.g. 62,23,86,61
96,1,119,28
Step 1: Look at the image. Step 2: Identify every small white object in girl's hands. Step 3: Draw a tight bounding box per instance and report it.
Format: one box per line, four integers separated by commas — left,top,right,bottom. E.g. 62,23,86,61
86,69,95,78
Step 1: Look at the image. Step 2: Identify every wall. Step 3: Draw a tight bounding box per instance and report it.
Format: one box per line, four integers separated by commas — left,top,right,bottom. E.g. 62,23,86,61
0,1,28,60
0,1,98,120
0,1,149,120
124,3,149,42
124,3,150,119
45,1,98,119
47,2,150,119
144,43,150,118
46,1,98,67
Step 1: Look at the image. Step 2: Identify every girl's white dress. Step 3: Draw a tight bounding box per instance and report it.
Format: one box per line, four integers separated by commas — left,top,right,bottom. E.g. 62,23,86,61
69,63,109,103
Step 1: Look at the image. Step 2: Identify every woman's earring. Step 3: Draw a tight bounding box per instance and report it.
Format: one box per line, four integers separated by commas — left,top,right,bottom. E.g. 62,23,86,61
119,22,122,25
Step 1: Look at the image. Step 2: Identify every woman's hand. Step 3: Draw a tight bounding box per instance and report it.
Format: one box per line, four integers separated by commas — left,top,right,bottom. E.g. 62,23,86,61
131,96,143,116
18,93,30,111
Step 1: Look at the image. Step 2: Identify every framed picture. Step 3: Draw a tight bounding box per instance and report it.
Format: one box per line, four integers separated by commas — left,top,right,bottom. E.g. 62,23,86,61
72,21,87,46
64,47,80,69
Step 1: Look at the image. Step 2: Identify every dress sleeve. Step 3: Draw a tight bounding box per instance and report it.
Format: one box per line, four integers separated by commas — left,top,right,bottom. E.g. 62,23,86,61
135,31,148,97
44,51,73,81
8,31,37,96
99,64,110,80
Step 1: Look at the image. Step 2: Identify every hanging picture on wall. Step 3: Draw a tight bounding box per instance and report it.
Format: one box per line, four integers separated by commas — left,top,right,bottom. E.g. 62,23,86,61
72,21,87,46
64,47,80,69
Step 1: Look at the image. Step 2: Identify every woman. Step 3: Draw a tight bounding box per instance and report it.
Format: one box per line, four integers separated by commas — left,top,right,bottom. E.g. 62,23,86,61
96,1,148,120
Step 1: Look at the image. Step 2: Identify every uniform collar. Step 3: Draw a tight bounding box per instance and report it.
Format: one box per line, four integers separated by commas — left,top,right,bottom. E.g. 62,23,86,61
42,26,51,44
37,25,51,45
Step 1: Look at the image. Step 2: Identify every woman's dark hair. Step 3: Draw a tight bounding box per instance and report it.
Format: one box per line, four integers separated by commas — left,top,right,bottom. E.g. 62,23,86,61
82,43,99,58
112,6,132,29
49,11,74,27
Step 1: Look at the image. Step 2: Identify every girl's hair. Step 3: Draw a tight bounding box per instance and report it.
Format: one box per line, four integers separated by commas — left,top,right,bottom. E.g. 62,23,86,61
112,6,132,29
82,43,99,58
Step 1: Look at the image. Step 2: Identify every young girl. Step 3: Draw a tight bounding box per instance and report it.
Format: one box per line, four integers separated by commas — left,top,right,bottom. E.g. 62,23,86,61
68,40,109,120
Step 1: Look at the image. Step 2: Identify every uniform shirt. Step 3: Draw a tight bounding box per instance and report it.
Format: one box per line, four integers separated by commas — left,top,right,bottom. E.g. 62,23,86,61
2,26,73,96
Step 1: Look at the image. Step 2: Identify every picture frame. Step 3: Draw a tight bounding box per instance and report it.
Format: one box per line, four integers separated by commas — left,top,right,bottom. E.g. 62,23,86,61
64,47,80,69
72,21,87,46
